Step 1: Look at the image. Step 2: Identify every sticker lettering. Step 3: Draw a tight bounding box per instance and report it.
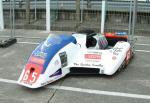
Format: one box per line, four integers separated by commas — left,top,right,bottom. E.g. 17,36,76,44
85,54,101,60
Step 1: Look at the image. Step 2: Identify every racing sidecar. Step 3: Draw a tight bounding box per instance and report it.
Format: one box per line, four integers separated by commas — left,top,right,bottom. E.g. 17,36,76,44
18,30,133,88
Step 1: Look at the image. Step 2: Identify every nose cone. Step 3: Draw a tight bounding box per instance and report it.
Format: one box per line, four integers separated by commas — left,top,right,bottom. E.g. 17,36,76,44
18,63,43,88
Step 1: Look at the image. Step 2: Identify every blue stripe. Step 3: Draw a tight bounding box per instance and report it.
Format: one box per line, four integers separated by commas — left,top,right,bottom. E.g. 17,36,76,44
31,34,76,74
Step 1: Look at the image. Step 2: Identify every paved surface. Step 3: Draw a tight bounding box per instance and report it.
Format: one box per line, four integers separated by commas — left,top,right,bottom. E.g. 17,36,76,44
0,29,150,103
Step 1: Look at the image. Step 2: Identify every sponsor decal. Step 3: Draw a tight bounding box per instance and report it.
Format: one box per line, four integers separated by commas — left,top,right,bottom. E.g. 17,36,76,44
112,47,123,55
78,63,103,68
74,63,79,66
30,56,45,65
125,49,131,63
43,40,52,47
92,64,103,67
84,54,101,60
113,47,123,52
87,51,102,54
59,52,67,67
80,63,91,66
49,69,62,77
21,81,33,86
112,56,117,60
21,63,42,85
55,60,59,66
34,52,47,59
86,59,101,62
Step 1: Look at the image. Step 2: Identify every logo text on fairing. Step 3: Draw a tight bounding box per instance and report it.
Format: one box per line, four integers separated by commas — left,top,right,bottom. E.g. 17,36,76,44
112,47,123,55
30,56,45,65
84,54,101,60
34,52,47,58
59,52,67,67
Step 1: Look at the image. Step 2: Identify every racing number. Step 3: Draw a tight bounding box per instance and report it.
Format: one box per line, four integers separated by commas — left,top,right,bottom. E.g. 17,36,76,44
22,70,38,83
29,72,38,83
21,63,42,84
22,70,30,81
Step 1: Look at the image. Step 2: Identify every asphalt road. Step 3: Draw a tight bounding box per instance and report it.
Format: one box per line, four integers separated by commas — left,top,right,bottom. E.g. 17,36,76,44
0,29,150,103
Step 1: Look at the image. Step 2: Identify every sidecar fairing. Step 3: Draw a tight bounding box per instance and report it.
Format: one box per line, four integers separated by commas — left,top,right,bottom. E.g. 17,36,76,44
18,32,133,88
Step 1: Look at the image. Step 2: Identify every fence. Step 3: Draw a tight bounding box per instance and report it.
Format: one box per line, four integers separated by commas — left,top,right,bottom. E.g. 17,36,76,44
51,0,101,32
3,0,46,30
1,0,150,37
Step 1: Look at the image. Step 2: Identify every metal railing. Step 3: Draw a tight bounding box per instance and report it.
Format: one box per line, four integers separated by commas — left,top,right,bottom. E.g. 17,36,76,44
1,0,150,36
3,1,150,12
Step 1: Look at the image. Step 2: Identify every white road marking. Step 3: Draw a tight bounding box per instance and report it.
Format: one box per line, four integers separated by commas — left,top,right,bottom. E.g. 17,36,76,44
0,78,17,84
136,43,150,46
2,51,16,58
17,42,40,45
0,36,44,39
50,86,150,100
135,50,150,53
1,78,150,100
40,31,50,33
135,36,145,38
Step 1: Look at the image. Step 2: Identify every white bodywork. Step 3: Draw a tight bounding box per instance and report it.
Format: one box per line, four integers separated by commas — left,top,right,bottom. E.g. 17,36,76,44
18,33,131,88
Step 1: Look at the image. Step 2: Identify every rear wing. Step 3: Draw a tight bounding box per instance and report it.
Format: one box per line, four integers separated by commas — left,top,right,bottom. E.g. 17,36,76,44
104,32,128,39
104,32,128,46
